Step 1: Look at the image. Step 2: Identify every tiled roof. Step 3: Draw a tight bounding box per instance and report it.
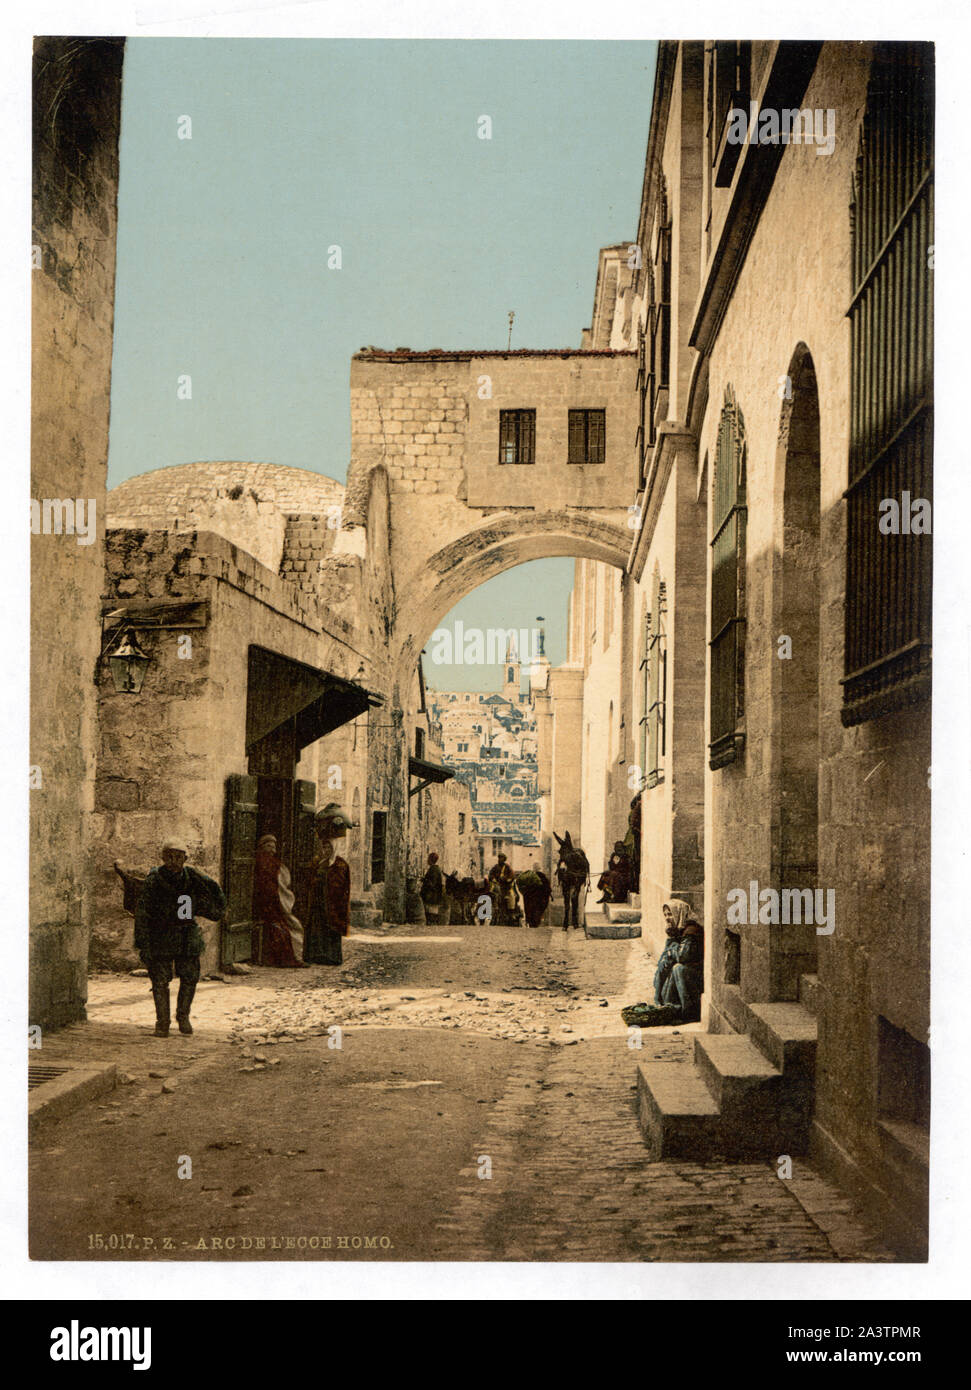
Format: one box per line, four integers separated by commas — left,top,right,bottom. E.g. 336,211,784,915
354,347,636,362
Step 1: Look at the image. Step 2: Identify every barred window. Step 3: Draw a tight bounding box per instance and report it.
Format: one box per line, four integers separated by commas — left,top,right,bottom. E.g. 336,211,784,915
843,43,933,724
567,409,606,464
498,409,535,464
709,387,747,769
370,810,386,884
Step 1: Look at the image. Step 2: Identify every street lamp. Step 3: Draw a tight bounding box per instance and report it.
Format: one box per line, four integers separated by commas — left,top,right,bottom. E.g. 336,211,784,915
106,628,151,693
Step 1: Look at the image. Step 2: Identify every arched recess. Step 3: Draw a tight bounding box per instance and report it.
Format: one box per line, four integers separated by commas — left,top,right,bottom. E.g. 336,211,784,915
768,344,822,1000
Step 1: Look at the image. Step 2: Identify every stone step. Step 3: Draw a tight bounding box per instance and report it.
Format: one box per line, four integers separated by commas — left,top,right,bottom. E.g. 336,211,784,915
799,972,821,1016
636,1062,723,1159
604,903,641,924
746,1001,817,1078
693,1033,781,1111
584,910,641,939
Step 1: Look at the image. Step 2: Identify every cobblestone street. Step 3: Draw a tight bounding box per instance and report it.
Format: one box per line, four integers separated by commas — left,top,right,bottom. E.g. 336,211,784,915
30,921,895,1262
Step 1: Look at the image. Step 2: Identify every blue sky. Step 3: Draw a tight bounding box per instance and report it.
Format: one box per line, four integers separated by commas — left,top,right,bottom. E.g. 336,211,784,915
108,38,655,686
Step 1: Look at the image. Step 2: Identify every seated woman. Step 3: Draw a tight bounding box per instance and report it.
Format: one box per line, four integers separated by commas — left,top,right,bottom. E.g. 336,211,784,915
597,841,634,904
621,898,704,1027
251,834,307,968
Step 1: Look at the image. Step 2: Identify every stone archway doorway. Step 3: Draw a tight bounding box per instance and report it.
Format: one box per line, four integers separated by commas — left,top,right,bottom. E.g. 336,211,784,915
381,518,631,921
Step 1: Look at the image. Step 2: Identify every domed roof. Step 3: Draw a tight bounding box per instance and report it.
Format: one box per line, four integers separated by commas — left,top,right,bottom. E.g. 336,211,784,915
108,461,344,523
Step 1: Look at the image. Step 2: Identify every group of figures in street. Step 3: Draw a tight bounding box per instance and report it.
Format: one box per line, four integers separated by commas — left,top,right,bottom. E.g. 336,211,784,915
130,802,357,1037
418,852,554,929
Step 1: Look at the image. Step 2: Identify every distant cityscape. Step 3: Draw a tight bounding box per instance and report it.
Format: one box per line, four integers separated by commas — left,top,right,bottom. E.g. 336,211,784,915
427,635,549,872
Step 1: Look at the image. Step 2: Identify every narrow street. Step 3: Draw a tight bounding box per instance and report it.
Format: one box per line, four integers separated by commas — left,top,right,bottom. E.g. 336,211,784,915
30,921,894,1263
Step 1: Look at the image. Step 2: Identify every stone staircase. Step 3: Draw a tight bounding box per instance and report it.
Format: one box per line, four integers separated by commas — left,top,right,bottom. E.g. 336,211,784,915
637,972,819,1159
585,892,641,939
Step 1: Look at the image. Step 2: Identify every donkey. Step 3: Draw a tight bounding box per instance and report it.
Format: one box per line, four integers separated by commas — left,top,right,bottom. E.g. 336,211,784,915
553,831,590,931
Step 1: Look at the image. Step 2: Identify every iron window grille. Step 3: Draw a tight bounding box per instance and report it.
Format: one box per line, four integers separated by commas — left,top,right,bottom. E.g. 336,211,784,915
709,386,747,769
842,43,933,725
647,577,668,786
567,409,606,464
498,409,536,465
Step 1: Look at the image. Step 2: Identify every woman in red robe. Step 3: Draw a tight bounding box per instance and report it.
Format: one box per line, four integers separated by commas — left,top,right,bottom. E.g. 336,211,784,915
251,834,306,967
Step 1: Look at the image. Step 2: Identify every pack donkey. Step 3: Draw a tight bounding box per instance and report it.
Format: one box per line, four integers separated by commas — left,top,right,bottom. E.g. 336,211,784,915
553,831,590,931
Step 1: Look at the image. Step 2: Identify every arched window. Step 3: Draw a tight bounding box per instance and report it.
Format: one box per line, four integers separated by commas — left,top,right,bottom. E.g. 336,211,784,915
709,385,747,769
844,43,933,723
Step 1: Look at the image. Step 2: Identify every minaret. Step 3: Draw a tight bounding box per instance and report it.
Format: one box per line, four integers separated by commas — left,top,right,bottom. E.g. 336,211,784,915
502,634,521,703
528,618,550,696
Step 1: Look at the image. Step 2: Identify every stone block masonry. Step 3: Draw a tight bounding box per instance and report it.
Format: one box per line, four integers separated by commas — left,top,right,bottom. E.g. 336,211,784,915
31,38,125,1029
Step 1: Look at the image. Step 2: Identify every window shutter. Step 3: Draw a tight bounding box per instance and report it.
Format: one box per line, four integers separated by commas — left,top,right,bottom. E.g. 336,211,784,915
568,410,585,464
709,388,747,769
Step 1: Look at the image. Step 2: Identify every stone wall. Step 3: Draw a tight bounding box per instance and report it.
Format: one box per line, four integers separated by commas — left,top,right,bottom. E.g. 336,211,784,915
91,526,370,972
697,44,929,1252
30,37,125,1029
108,462,345,577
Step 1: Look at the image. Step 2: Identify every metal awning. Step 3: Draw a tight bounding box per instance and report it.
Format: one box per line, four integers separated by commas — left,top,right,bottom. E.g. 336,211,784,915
408,755,455,797
246,645,382,754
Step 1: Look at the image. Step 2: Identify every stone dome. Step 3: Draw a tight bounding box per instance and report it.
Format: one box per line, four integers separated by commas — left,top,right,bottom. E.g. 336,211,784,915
107,462,346,574
108,461,344,523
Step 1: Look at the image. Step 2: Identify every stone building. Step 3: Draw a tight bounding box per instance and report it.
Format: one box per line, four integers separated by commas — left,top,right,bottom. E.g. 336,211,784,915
347,347,638,915
560,41,932,1258
30,37,125,1028
92,462,388,970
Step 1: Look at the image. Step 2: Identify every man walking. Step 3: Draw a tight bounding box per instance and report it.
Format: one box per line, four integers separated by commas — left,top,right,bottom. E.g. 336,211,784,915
420,851,445,924
134,837,226,1037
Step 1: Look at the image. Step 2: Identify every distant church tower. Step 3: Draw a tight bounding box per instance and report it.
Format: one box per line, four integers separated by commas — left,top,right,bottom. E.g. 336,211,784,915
502,635,521,703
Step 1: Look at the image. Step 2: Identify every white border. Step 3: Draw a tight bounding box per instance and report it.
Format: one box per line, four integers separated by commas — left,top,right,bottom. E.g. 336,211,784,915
4,1,969,1305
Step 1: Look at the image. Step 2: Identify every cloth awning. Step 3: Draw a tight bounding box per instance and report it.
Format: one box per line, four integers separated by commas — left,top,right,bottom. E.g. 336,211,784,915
246,645,382,754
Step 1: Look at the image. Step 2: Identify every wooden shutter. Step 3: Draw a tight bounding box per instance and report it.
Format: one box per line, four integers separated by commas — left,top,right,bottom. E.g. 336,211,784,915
292,778,317,926
589,410,606,463
222,773,258,966
709,390,747,769
520,410,535,464
568,410,585,463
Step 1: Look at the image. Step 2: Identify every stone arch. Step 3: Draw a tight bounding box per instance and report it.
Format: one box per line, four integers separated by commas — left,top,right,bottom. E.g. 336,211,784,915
389,508,631,701
379,506,630,920
767,343,822,999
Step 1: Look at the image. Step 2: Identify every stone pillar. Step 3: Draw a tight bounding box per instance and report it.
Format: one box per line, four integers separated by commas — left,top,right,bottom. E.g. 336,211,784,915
31,38,125,1030
382,705,409,923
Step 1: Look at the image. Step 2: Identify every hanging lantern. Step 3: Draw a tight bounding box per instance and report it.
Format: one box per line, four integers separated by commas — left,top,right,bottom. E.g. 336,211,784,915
107,629,151,693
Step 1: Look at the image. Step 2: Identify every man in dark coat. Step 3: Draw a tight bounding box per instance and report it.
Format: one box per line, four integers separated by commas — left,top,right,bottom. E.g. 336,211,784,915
134,837,226,1037
304,804,354,965
420,851,445,923
487,853,516,925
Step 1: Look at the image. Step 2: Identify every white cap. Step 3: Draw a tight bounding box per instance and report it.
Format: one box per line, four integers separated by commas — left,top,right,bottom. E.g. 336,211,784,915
161,836,188,855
